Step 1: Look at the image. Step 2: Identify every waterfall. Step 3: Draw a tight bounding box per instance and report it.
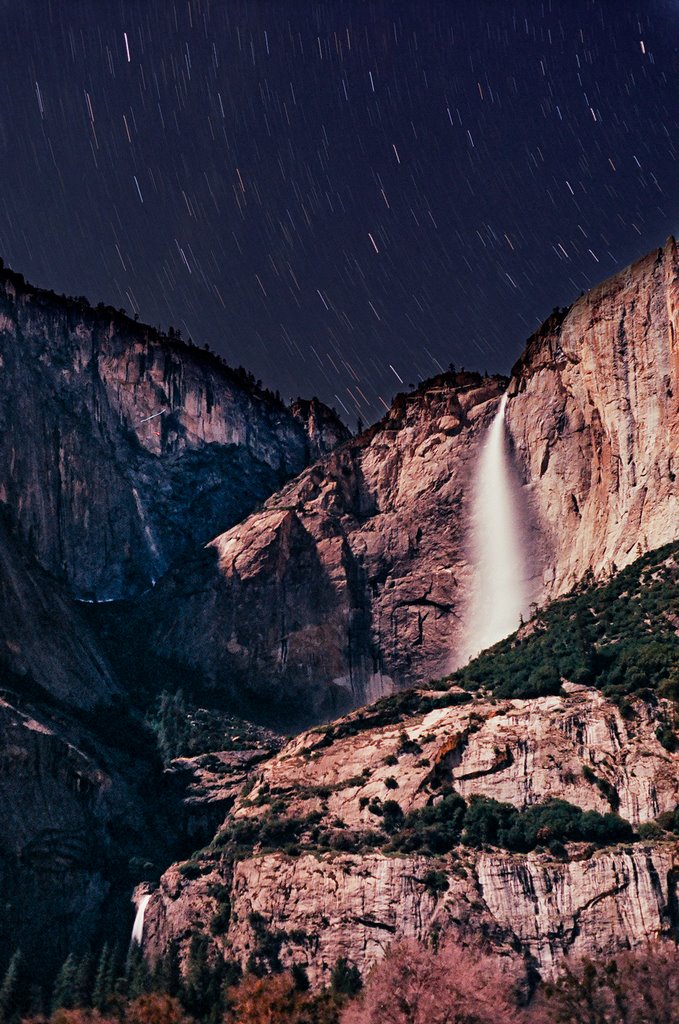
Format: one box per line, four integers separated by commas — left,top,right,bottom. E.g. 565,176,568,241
131,893,151,946
460,392,526,663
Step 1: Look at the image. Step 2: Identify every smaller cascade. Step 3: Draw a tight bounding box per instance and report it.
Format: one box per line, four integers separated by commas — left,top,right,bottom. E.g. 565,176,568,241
131,892,151,946
459,392,527,663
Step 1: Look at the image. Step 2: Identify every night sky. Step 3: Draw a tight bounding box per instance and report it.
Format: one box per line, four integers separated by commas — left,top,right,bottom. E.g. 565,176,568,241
1,1,677,424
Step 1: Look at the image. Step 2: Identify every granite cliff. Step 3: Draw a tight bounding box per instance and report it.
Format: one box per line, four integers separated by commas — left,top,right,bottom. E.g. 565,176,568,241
142,370,502,725
0,263,347,599
141,545,679,984
1,240,678,990
145,844,679,986
0,508,117,711
142,679,679,984
0,261,348,978
508,236,679,598
144,240,679,722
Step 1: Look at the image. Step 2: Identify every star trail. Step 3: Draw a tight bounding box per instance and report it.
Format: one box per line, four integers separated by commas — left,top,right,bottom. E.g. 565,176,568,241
0,0,677,423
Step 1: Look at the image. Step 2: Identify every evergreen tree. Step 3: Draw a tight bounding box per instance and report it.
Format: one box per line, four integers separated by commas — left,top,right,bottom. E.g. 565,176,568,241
52,953,79,1012
126,944,150,1000
291,963,310,992
92,944,111,1011
107,944,126,1000
183,935,211,1020
0,950,28,1024
75,951,94,1008
330,957,362,997
154,942,181,999
152,691,191,763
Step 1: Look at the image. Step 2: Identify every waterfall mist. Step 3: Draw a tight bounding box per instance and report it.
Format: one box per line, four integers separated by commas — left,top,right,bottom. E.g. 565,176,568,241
459,393,526,664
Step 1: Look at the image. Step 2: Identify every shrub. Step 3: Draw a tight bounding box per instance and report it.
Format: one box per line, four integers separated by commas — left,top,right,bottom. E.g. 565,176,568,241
422,870,450,898
389,790,467,855
637,821,666,841
582,765,620,810
397,732,422,756
656,725,678,752
341,939,520,1024
210,899,231,935
381,800,404,833
178,860,203,880
656,807,679,833
331,958,362,997
462,797,633,852
535,943,679,1024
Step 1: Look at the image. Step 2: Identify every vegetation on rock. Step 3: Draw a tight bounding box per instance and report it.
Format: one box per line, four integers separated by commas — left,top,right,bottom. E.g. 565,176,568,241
446,543,679,704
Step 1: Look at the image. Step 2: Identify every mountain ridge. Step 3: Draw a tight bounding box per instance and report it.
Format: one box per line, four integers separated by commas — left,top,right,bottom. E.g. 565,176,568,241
0,257,349,599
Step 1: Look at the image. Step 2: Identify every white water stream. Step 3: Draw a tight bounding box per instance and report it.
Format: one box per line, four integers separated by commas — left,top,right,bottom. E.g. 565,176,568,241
131,893,151,946
460,393,526,663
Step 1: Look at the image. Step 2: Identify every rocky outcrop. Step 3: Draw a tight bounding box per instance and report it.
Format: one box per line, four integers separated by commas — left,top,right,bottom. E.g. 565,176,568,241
144,843,679,985
0,265,347,599
167,742,284,843
146,240,679,716
224,683,679,827
141,677,679,981
290,397,350,463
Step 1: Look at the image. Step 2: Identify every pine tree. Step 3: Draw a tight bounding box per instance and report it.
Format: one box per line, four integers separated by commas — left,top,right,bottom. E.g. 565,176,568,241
126,944,150,1000
75,951,94,1008
0,950,27,1024
291,963,310,992
107,944,126,1000
183,935,211,1019
154,942,181,999
92,944,111,1011
330,957,362,997
153,690,191,763
52,952,79,1012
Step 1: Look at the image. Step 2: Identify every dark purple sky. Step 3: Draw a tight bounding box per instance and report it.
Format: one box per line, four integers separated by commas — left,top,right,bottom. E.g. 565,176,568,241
1,1,677,423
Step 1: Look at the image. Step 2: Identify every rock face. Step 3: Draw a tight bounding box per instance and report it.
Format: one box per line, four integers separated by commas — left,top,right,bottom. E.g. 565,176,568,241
224,683,679,828
0,260,348,974
142,682,679,981
2,241,677,984
148,373,503,724
0,265,347,599
144,845,679,986
147,240,679,716
0,480,161,976
290,397,351,463
0,688,167,980
508,237,679,598
0,510,119,710
168,743,284,843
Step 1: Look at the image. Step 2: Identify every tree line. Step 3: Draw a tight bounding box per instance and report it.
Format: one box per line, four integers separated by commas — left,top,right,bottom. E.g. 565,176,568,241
2,936,679,1024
